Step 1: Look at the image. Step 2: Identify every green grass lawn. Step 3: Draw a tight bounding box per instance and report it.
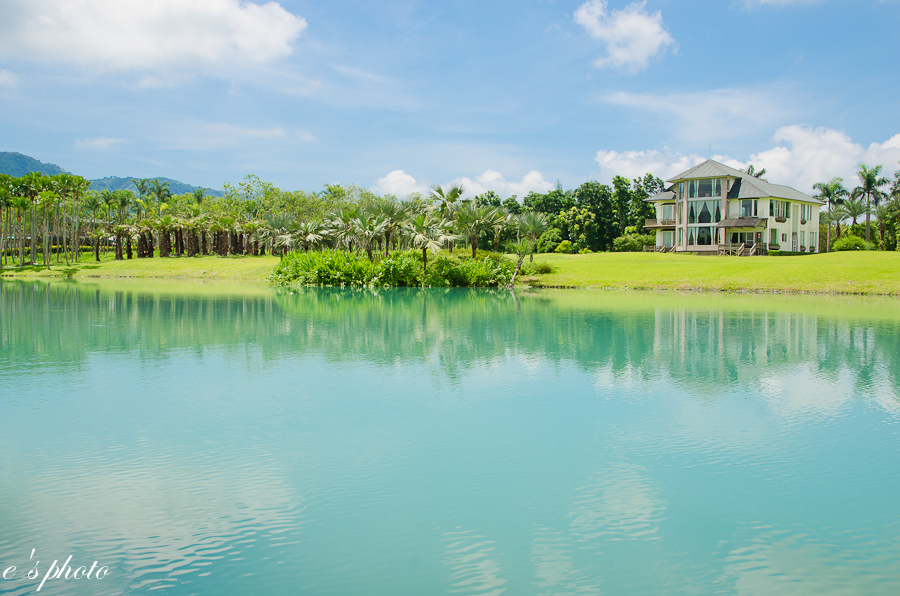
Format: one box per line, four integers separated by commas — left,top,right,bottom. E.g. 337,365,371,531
3,250,898,295
0,254,280,281
526,251,900,295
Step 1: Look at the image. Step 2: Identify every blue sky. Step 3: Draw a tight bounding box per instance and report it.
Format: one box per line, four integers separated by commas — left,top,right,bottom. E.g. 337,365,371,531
1,0,898,197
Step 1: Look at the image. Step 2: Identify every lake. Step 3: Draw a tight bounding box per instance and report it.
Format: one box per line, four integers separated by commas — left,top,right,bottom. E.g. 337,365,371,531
1,279,898,595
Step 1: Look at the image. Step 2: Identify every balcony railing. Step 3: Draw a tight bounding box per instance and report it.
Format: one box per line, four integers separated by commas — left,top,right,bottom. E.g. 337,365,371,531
645,218,676,228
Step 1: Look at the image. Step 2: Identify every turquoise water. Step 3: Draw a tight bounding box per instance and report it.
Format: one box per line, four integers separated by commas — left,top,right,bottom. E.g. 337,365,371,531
1,280,899,595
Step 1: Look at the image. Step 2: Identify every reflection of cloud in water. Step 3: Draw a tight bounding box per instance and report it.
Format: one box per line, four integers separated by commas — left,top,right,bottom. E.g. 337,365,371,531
16,447,301,594
722,527,900,595
759,365,856,422
531,526,601,595
569,463,664,544
442,528,507,596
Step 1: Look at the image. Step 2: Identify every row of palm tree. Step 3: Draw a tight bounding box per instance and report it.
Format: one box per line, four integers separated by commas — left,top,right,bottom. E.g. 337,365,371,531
0,173,549,268
814,163,900,250
271,185,549,269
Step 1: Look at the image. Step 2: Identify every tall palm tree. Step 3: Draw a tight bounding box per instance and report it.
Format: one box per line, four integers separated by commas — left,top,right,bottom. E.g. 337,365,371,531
430,183,464,252
515,211,549,261
812,177,849,252
851,163,889,243
372,198,408,256
506,238,534,290
874,203,892,248
840,196,868,231
405,212,459,272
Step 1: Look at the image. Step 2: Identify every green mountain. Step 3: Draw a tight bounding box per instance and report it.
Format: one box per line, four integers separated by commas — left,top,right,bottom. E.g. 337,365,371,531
0,151,224,197
87,176,224,197
0,151,68,177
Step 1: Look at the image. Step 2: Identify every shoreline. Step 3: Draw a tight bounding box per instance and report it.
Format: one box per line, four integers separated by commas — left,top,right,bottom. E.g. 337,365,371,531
2,252,899,296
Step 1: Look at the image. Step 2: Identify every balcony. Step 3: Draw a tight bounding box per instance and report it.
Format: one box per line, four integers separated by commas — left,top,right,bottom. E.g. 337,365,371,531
645,218,676,229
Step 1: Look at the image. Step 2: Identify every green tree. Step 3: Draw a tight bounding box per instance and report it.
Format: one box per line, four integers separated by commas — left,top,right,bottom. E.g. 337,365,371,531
812,177,849,252
851,164,889,243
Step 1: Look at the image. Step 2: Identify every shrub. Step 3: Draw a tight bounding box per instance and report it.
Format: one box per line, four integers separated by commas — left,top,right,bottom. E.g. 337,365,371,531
555,240,574,254
578,248,592,254
537,228,562,253
613,233,655,252
373,250,422,287
832,235,876,251
532,261,555,274
269,249,376,286
271,248,514,288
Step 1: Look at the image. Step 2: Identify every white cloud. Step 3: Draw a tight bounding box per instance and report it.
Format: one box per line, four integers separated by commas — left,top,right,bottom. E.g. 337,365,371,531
593,125,900,192
603,85,797,142
371,169,554,199
372,170,429,198
749,125,900,192
74,137,128,150
574,0,675,72
0,69,18,89
0,0,307,72
452,170,555,198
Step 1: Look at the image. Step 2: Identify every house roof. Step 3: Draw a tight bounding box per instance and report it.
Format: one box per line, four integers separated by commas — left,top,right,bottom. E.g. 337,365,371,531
644,190,675,203
665,159,822,205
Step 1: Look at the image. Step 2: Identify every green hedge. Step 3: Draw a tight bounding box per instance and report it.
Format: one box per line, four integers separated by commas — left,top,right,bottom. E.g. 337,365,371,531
269,248,516,288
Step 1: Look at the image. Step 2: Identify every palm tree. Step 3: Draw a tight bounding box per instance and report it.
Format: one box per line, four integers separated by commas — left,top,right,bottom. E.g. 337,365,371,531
874,203,892,248
741,164,767,181
352,213,387,261
430,183,464,252
372,198,408,256
515,211,549,261
506,238,533,290
840,197,868,232
851,163,889,243
812,177,849,252
487,206,510,252
405,212,459,272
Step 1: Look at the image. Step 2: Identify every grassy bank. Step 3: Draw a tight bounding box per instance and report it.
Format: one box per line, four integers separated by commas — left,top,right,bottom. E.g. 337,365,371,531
3,251,899,296
0,255,280,281
527,251,900,295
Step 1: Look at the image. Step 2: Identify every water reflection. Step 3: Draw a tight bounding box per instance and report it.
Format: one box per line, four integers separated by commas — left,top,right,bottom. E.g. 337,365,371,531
1,279,899,595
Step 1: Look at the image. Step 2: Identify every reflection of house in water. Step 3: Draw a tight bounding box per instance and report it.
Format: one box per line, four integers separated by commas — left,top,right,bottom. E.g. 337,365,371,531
652,308,821,388
645,160,822,254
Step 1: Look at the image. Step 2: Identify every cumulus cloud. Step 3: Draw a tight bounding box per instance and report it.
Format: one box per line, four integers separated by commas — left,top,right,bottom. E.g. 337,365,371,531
593,125,900,193
0,69,18,89
74,137,128,150
372,170,429,198
451,170,555,198
0,0,306,72
371,169,554,200
574,0,675,72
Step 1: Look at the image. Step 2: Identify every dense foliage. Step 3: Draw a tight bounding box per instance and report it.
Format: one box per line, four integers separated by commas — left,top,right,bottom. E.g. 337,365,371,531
270,248,516,287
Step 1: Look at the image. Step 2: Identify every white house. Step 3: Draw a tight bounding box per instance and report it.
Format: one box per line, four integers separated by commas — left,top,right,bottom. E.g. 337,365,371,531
645,160,822,254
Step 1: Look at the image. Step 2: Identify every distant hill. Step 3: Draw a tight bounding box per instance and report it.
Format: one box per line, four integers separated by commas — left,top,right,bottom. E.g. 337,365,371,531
0,152,68,177
0,151,224,197
88,176,224,198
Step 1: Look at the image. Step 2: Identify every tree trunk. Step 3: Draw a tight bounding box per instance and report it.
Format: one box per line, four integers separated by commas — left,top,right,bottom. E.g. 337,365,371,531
422,247,428,272
126,236,133,259
472,236,477,259
865,195,871,243
507,254,526,290
94,237,100,261
201,231,208,255
115,235,123,260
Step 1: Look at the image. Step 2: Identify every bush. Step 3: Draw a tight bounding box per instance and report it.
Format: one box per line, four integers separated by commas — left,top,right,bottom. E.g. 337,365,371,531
532,261,555,274
613,233,655,252
537,228,562,253
578,248,592,254
269,249,376,286
832,235,876,251
554,240,574,254
373,250,422,287
270,248,514,288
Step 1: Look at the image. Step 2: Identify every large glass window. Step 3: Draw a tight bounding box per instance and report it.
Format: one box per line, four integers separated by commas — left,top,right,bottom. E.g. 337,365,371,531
741,199,758,217
688,199,721,224
687,178,722,198
770,200,789,219
687,226,716,246
660,204,674,221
